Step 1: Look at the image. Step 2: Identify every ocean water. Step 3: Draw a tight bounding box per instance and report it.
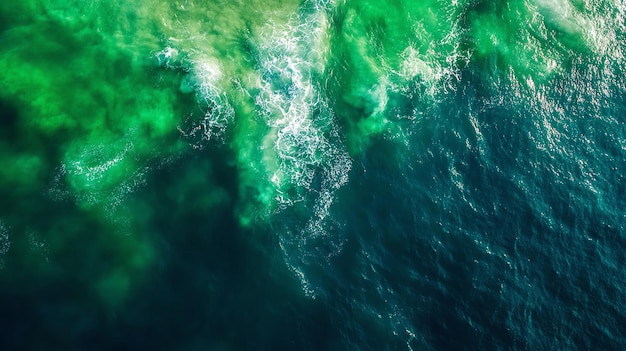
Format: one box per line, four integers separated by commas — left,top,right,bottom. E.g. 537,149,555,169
1,0,625,349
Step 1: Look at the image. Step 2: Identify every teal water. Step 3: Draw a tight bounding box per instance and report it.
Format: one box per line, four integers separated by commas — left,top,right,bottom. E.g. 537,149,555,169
1,0,625,349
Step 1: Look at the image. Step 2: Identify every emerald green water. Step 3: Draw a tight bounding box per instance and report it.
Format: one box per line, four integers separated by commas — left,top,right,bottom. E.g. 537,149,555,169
1,0,625,349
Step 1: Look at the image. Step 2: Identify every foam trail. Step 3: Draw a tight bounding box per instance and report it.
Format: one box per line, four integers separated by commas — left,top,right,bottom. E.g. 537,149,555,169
148,0,353,293
238,1,351,295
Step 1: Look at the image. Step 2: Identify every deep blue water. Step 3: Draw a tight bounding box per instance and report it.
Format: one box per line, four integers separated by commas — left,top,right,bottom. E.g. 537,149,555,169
1,0,626,350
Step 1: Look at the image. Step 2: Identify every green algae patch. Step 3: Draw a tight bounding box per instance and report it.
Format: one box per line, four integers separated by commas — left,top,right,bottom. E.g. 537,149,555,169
467,0,591,86
326,0,469,154
0,0,199,308
0,2,187,207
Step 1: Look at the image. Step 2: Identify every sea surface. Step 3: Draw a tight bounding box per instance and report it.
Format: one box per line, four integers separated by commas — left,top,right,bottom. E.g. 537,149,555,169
1,0,625,349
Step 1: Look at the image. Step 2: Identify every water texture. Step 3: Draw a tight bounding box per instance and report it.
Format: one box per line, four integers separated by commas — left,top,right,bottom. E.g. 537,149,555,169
1,0,625,349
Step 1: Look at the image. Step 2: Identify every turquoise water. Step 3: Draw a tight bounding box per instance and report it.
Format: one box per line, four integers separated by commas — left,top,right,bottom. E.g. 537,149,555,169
1,0,625,349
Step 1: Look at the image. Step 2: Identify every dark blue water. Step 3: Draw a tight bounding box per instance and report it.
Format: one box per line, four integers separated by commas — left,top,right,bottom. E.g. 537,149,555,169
1,0,626,350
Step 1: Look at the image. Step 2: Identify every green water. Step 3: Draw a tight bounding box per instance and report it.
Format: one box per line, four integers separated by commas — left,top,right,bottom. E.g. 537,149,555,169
1,0,625,349
0,0,598,218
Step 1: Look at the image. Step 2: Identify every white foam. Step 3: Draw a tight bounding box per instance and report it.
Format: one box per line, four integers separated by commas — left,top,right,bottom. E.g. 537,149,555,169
155,46,180,68
50,141,155,216
581,0,626,59
253,2,353,296
66,142,134,184
399,47,438,83
533,0,583,34
174,55,235,146
255,8,351,215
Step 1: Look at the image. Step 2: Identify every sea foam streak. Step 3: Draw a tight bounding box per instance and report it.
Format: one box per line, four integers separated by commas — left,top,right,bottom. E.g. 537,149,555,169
159,0,351,295
251,1,352,296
